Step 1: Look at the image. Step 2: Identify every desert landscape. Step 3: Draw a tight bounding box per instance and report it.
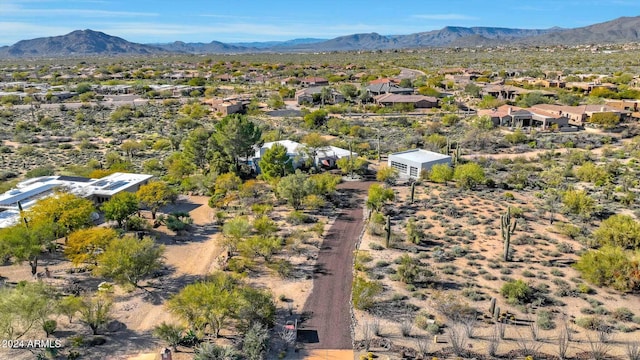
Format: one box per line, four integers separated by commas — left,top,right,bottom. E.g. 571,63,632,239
1,8,640,360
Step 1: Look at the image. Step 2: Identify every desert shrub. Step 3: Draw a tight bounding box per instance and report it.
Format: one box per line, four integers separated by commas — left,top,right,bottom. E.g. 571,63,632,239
577,284,594,294
286,210,310,225
612,307,635,322
575,245,640,292
500,279,533,305
352,276,383,311
593,214,640,249
575,316,606,331
537,310,555,330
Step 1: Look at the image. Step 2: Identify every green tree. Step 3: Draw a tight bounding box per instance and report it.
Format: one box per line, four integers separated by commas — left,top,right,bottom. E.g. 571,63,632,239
336,156,368,176
376,166,399,185
121,140,144,159
29,191,95,240
137,181,177,220
214,172,242,195
366,184,394,213
589,112,620,129
168,272,242,337
593,214,640,249
0,221,56,277
301,132,329,169
65,227,118,266
441,114,460,126
95,236,165,287
0,281,56,339
562,189,595,219
222,217,252,253
101,192,139,228
57,295,83,323
303,109,328,128
80,294,112,335
238,236,282,262
165,152,196,182
515,92,553,108
153,322,184,352
276,171,310,210
429,163,454,184
213,114,262,172
500,279,533,305
267,94,285,109
453,162,485,189
575,245,640,292
258,143,293,181
306,172,341,196
574,162,610,184
182,127,213,168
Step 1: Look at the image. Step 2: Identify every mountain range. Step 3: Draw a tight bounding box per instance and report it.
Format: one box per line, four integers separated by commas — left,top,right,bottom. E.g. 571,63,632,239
1,16,639,58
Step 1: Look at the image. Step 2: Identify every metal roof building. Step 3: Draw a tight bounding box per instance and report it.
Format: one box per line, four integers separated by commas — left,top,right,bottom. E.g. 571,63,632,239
388,149,452,179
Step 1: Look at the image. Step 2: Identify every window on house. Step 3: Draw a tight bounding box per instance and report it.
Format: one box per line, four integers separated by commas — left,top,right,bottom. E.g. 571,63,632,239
410,166,418,177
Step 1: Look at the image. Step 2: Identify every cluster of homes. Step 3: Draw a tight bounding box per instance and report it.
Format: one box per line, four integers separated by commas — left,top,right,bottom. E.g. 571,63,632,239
293,77,439,109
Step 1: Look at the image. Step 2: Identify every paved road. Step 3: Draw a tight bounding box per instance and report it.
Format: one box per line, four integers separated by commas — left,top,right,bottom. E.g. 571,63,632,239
299,180,372,350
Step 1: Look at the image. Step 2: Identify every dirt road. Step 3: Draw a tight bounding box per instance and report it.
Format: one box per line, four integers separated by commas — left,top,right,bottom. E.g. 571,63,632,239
299,180,372,350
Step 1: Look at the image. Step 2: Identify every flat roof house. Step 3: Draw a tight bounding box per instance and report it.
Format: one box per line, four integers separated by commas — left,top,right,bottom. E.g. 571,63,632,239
0,172,153,228
388,149,452,179
251,140,355,173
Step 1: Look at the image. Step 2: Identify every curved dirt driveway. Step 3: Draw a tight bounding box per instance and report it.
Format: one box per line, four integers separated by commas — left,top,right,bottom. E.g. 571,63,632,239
299,180,372,350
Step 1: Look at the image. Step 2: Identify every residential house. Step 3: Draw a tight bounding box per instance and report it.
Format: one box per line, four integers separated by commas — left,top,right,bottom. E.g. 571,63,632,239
251,140,355,173
207,97,248,116
294,87,344,105
366,83,413,96
300,77,329,87
481,85,528,101
478,105,569,129
373,94,438,108
531,104,629,126
0,173,153,228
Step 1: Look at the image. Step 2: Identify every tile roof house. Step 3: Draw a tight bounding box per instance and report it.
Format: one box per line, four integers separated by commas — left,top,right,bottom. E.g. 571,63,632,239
531,104,629,126
374,94,438,108
294,87,344,105
366,83,414,96
478,105,569,129
300,77,329,87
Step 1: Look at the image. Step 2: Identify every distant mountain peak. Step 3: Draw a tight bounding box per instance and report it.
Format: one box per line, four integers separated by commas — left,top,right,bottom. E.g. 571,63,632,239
1,16,639,58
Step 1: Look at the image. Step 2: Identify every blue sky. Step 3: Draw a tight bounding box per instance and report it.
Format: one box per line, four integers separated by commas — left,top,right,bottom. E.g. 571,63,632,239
1,0,639,45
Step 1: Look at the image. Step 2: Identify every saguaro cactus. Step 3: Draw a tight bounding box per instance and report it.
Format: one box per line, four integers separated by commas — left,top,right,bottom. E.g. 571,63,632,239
453,146,461,165
410,182,416,204
494,306,501,321
501,207,517,261
489,297,497,315
384,215,391,248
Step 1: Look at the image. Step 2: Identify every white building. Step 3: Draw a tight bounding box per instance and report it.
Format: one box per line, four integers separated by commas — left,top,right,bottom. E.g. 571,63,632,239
388,149,452,179
0,172,153,228
251,140,355,173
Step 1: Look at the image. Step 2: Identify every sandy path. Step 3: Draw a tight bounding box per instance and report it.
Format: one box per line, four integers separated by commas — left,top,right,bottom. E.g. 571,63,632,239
124,196,223,332
299,181,371,350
